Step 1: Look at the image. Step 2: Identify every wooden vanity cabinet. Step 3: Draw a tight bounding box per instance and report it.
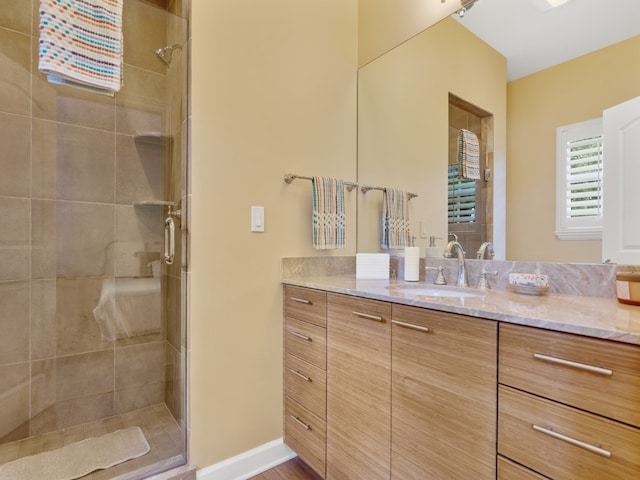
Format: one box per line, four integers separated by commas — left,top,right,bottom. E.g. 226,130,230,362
326,293,392,480
391,304,497,479
498,323,640,479
284,284,640,480
283,286,327,477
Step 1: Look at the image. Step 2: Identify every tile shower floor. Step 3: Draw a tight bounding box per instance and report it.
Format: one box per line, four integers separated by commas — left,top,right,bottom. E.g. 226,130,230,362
0,403,184,480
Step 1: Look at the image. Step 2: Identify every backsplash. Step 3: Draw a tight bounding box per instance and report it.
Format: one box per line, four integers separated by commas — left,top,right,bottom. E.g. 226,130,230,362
282,256,639,298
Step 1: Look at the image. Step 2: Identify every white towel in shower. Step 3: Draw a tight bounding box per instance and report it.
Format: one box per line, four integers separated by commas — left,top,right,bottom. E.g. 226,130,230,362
312,177,346,249
93,278,161,341
38,0,124,95
381,188,410,249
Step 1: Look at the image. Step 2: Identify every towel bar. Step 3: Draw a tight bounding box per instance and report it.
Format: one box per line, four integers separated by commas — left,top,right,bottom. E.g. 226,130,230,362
283,173,417,198
283,173,358,192
361,185,418,199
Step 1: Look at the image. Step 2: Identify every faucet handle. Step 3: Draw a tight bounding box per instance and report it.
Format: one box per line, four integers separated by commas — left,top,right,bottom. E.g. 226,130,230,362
425,266,447,285
476,269,498,291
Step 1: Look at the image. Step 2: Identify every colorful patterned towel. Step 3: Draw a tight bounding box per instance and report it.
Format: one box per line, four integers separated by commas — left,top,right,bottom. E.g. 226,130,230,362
457,129,481,180
38,0,124,95
381,188,410,249
312,177,345,249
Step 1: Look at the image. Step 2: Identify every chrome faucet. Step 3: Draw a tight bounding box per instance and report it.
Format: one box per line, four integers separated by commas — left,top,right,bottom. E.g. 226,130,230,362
476,242,495,260
443,239,468,287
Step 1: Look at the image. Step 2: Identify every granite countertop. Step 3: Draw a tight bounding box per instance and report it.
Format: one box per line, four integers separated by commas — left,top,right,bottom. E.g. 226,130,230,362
282,274,640,346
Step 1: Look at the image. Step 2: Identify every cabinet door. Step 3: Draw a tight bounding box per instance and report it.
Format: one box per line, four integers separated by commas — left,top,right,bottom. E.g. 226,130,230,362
326,293,391,480
391,305,497,480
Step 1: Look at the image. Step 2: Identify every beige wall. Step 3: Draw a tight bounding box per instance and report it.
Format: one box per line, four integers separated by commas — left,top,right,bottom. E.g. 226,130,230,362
358,17,507,257
507,35,640,262
189,0,358,468
358,0,458,67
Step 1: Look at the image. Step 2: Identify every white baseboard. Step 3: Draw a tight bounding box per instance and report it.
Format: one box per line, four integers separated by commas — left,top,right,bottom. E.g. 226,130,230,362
197,439,296,480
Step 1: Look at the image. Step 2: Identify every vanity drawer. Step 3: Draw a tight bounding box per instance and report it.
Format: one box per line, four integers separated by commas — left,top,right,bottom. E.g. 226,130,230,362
498,385,640,480
497,456,549,480
285,353,326,419
285,316,326,369
284,286,327,328
499,323,640,427
284,396,326,478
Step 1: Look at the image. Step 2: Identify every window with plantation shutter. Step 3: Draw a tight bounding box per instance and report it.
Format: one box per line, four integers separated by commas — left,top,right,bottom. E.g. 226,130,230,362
448,164,476,224
555,118,603,240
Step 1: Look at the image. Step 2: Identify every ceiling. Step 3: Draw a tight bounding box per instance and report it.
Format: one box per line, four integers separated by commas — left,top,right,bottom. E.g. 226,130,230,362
453,0,640,81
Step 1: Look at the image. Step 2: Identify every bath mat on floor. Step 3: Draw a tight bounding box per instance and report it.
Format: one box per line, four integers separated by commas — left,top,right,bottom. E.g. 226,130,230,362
0,426,150,480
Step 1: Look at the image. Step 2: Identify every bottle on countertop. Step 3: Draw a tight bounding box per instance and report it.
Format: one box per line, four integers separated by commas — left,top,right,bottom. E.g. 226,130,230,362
404,236,420,282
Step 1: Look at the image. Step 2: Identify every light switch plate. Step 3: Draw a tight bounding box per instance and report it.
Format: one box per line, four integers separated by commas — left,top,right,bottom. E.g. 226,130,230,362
251,206,264,232
420,221,428,238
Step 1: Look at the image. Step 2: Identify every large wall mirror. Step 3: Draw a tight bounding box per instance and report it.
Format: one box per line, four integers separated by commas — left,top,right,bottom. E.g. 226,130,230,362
357,0,640,263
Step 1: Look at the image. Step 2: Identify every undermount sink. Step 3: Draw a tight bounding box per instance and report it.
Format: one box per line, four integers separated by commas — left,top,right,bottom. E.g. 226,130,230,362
386,284,482,298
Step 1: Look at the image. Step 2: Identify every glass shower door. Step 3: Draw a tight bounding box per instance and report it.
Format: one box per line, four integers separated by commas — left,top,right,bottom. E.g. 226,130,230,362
0,1,189,478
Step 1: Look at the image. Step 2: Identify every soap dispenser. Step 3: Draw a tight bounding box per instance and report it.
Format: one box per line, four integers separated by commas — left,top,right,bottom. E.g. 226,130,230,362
426,236,443,258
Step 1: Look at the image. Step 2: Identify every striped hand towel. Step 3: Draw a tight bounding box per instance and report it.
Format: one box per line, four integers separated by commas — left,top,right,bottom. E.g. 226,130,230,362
38,0,124,96
457,129,481,180
381,188,410,249
312,177,346,250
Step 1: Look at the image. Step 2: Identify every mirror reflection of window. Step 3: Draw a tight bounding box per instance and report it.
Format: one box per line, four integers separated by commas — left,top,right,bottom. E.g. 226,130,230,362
448,167,476,224
555,118,604,240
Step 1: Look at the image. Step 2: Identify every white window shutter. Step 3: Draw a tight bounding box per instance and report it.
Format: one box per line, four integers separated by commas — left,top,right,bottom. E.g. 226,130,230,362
555,118,603,240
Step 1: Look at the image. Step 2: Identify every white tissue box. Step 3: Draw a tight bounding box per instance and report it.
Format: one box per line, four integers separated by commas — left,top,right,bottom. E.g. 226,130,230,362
356,253,390,279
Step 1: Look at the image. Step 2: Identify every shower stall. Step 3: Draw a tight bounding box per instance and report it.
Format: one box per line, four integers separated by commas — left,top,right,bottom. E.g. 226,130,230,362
0,0,190,478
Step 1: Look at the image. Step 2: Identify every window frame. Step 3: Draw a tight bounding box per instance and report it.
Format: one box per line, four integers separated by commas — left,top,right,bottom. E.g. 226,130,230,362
555,118,604,240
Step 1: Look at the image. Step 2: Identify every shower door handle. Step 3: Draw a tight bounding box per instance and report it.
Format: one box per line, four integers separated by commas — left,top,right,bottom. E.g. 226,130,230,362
164,216,175,265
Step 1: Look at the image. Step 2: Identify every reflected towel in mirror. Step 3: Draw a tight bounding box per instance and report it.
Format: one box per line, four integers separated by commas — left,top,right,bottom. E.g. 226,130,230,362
457,128,481,179
382,188,410,249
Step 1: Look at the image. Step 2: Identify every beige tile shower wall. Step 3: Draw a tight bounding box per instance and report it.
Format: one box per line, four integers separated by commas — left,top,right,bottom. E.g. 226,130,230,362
0,0,176,443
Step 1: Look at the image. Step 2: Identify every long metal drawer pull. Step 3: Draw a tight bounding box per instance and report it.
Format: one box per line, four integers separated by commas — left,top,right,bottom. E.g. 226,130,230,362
391,320,430,333
352,311,384,322
532,425,611,458
289,331,311,341
289,369,311,382
533,353,613,376
290,297,311,305
290,415,311,430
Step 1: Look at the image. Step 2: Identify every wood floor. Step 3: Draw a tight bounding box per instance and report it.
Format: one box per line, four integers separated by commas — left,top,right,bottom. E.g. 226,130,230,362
249,457,322,480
